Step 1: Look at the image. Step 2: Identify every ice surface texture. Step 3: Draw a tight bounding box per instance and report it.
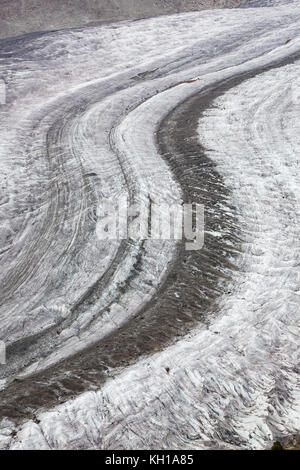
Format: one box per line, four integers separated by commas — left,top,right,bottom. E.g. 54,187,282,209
0,0,299,450
0,0,284,39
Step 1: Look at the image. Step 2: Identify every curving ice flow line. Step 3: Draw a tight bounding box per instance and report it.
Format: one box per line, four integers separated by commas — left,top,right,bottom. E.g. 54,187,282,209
0,2,299,382
0,2,300,449
0,3,295,383
6,50,300,453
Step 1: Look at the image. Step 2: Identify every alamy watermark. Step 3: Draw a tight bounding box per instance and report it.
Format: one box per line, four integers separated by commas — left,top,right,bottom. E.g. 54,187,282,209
96,196,204,251
291,82,300,106
0,79,6,105
0,341,5,365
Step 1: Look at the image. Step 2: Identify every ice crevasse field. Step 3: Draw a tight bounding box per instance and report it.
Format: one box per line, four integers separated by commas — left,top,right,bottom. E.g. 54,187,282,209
0,0,299,450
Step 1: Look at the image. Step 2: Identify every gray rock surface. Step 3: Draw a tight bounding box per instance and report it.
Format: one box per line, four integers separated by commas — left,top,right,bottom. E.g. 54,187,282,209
0,0,252,39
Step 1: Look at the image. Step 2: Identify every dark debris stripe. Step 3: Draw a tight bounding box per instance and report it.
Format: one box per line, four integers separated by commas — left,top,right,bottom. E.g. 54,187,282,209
0,50,300,424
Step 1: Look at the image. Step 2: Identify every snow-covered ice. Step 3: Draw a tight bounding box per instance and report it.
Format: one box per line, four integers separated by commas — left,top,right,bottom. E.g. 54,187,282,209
0,0,299,450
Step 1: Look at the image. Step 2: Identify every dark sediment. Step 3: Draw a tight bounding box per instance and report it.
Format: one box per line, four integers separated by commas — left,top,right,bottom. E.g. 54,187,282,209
0,50,300,424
